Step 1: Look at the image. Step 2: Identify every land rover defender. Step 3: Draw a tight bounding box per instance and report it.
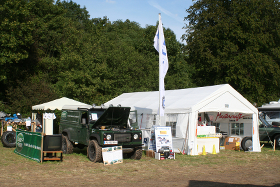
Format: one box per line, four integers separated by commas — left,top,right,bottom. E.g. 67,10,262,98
59,105,142,162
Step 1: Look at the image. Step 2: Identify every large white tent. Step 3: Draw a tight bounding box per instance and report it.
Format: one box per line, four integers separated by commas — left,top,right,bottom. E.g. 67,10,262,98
105,84,261,155
32,97,91,135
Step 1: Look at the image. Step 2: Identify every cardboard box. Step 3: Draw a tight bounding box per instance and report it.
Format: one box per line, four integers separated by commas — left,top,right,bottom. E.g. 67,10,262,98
145,150,155,158
224,137,241,150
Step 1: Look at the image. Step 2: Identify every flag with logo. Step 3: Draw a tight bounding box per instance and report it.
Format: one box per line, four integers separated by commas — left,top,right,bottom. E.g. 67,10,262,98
154,14,169,117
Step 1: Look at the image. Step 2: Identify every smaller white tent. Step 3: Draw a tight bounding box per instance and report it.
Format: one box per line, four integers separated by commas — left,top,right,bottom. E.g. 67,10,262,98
32,97,91,135
105,84,261,155
32,97,91,110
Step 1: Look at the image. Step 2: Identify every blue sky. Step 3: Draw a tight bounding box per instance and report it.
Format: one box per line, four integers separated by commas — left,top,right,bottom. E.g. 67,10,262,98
71,0,195,43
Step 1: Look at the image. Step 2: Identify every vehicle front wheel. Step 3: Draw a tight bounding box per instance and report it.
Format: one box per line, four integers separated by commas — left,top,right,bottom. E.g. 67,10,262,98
241,137,252,151
87,140,102,162
62,135,73,154
274,135,280,147
129,148,142,160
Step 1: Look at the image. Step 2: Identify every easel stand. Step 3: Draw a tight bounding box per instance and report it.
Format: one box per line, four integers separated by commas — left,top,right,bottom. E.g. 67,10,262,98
42,151,63,161
41,134,63,162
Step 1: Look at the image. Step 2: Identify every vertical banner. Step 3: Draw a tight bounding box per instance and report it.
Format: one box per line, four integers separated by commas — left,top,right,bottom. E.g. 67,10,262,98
14,129,43,162
154,14,169,118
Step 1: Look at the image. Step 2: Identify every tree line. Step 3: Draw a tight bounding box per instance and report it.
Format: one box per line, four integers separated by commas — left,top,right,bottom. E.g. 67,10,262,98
1,0,280,116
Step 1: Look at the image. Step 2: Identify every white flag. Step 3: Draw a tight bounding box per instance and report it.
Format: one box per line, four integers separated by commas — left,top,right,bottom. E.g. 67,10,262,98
154,23,169,78
154,14,168,117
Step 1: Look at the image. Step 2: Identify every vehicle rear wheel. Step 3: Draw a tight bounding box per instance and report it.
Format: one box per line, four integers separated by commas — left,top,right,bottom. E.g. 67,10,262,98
241,136,252,151
62,135,73,154
129,148,142,160
274,135,280,147
87,140,102,162
1,131,16,147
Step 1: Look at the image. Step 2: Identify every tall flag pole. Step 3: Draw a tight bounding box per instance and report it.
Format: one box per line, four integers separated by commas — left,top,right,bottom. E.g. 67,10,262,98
154,13,169,125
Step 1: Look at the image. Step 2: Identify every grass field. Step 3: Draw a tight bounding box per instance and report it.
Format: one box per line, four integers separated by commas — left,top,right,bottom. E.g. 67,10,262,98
0,142,280,187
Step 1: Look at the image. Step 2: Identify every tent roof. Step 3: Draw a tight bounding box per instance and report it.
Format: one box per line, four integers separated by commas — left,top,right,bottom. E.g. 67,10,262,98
32,97,91,110
105,84,257,114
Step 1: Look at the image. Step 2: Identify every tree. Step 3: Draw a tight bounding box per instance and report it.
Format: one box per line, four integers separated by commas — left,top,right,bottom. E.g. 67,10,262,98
6,74,58,116
0,0,193,115
184,0,280,105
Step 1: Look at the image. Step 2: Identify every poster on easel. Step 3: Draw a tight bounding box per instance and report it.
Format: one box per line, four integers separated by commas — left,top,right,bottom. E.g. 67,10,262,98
154,126,174,159
102,146,123,166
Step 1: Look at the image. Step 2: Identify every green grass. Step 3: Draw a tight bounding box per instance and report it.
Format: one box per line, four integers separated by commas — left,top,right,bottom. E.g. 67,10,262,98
1,141,280,186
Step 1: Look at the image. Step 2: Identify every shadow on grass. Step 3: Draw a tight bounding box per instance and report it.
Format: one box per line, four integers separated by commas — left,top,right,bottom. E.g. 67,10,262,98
71,147,137,160
189,180,279,187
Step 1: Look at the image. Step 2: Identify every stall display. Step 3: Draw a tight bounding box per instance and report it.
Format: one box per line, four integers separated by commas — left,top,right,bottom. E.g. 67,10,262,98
154,126,175,160
196,126,220,155
102,146,123,165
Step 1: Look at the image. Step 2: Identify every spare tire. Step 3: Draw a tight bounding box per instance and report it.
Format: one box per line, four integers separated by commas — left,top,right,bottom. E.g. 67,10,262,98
1,131,16,147
241,136,252,151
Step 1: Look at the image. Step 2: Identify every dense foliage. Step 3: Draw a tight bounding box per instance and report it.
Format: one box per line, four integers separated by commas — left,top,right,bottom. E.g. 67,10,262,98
0,0,192,116
2,0,280,116
184,0,280,105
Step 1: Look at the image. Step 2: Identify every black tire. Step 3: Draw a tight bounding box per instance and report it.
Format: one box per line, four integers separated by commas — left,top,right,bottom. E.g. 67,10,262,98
129,148,142,160
274,135,280,147
62,135,73,154
87,140,102,162
241,136,252,151
1,131,16,147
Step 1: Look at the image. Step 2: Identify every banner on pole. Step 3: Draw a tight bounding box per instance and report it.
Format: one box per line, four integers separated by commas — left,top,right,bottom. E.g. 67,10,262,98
154,14,169,117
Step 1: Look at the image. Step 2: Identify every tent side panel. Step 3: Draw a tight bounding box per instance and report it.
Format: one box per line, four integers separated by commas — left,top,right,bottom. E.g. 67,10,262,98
252,113,261,152
186,112,198,155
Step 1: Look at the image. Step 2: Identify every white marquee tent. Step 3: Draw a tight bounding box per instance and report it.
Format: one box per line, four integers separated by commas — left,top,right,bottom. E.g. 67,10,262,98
32,97,91,110
105,84,261,155
32,97,91,135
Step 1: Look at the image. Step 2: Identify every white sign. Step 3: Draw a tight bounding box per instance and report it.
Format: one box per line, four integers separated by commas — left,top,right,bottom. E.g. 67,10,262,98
7,126,12,131
102,146,123,166
154,126,173,153
91,113,98,120
104,141,118,145
26,118,31,127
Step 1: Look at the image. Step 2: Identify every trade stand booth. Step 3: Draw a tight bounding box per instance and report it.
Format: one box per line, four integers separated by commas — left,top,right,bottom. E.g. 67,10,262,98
14,97,91,162
105,84,261,155
31,97,91,135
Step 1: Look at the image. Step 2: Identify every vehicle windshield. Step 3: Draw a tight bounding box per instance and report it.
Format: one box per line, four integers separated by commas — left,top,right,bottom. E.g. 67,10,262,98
89,110,105,122
259,111,280,125
259,115,272,127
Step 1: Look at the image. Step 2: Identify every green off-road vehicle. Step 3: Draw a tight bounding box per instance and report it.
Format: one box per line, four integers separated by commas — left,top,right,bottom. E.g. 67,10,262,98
59,105,142,162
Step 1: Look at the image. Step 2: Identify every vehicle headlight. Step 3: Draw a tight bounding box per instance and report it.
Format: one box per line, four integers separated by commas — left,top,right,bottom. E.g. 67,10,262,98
106,134,112,140
133,134,139,140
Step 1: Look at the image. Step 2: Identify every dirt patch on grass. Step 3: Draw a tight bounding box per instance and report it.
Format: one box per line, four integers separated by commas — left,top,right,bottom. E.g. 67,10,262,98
0,145,280,187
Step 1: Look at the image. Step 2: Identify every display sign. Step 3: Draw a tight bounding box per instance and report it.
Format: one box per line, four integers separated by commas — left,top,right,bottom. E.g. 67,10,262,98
91,113,98,120
154,126,173,153
14,129,43,162
7,126,12,131
215,112,244,121
26,118,31,127
102,146,123,166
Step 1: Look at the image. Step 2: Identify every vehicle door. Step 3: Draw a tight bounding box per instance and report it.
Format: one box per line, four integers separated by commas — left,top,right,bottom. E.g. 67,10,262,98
77,111,89,145
65,111,80,141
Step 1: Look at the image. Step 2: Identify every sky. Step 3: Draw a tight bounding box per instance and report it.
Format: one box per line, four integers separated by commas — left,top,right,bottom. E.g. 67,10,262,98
71,0,195,43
